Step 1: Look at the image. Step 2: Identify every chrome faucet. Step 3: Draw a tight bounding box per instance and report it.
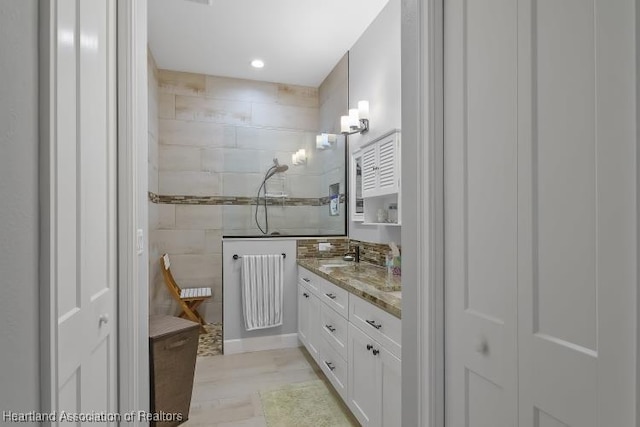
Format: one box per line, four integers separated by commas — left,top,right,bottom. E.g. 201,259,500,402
345,245,360,263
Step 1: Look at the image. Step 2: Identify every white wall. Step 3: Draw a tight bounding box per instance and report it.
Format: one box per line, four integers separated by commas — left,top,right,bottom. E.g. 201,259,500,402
0,0,40,420
222,239,298,343
347,0,402,244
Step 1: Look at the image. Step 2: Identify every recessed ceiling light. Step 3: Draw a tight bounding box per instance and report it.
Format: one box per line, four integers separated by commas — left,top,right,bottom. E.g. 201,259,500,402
251,59,265,69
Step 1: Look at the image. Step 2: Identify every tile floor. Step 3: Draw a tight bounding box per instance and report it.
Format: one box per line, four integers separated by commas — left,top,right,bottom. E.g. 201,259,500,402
184,347,358,427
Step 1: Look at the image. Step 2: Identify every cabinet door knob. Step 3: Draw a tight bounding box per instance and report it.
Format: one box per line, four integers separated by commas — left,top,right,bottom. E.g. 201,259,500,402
303,292,309,298
475,338,489,355
372,349,380,356
366,344,373,351
366,319,382,329
325,293,337,300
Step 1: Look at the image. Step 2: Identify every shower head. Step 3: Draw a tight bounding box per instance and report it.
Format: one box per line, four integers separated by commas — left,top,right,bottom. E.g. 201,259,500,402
264,159,289,180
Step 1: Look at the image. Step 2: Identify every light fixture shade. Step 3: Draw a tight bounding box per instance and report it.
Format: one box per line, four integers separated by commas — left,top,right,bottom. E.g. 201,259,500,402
358,100,370,120
298,149,306,160
316,134,329,150
292,152,298,165
340,116,350,133
348,108,360,127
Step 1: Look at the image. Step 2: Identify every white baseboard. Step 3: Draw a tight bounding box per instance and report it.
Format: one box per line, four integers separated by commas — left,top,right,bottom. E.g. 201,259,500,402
223,333,300,355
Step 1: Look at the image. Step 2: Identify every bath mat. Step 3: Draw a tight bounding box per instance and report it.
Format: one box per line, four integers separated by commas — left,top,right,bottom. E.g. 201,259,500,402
197,322,223,357
260,380,358,427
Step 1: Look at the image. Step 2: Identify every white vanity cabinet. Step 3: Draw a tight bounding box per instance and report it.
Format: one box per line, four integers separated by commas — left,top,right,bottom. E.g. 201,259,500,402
347,298,402,427
360,130,400,198
297,281,321,363
350,130,402,226
297,266,402,426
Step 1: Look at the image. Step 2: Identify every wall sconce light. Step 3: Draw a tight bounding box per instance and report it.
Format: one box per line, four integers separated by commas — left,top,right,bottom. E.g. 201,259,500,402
292,149,307,166
316,133,337,150
340,100,369,135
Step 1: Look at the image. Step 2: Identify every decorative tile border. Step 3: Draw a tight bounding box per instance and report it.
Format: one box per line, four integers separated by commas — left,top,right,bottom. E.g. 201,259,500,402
297,238,401,267
349,239,401,267
148,192,345,207
297,238,350,259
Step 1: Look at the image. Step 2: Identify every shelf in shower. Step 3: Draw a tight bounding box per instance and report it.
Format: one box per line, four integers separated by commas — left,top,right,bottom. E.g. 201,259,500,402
264,193,288,198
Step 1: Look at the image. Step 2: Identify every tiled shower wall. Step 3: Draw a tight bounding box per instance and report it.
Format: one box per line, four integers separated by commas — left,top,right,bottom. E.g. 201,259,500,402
317,53,349,235
148,55,348,322
148,51,162,316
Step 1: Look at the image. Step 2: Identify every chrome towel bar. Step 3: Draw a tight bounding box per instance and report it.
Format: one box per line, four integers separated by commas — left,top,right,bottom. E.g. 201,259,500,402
232,253,286,260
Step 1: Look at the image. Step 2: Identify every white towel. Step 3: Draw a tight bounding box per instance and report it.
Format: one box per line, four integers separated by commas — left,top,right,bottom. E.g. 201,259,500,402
241,254,284,331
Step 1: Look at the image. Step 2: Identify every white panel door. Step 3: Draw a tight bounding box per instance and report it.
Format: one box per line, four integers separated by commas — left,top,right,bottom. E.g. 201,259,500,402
445,0,637,425
444,0,519,425
54,0,117,421
516,1,637,426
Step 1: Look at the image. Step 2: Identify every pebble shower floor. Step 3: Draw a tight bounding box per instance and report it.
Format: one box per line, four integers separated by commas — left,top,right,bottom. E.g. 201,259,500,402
197,322,223,357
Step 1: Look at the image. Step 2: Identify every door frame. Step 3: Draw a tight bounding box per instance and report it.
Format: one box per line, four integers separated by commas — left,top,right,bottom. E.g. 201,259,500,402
38,0,150,421
401,0,445,426
117,0,150,420
116,1,450,425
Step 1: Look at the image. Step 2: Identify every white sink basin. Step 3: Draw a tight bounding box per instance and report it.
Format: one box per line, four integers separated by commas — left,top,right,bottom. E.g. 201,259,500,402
320,263,352,268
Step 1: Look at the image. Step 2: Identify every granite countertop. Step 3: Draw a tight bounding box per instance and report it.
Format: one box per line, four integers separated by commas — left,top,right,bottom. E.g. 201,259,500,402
297,258,402,319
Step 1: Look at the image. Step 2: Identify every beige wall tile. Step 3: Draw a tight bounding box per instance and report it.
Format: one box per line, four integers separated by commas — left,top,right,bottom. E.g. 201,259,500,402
205,230,223,253
201,148,224,173
206,75,278,104
160,119,236,148
148,132,159,168
158,69,206,96
158,204,176,229
222,205,258,232
159,171,221,196
235,127,310,151
158,92,175,119
168,253,222,280
175,205,223,229
149,163,159,194
250,103,319,131
159,145,201,171
152,229,206,255
222,173,263,197
199,301,222,324
221,149,264,174
277,84,319,108
289,173,322,198
176,95,252,125
149,202,159,233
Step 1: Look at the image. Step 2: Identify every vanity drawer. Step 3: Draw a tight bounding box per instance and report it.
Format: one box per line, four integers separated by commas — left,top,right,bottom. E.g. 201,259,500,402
349,295,401,359
318,279,350,319
320,303,348,360
318,339,348,401
298,267,321,296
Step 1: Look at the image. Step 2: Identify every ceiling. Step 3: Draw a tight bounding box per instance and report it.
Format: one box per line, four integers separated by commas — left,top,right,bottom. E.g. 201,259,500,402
148,0,389,87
